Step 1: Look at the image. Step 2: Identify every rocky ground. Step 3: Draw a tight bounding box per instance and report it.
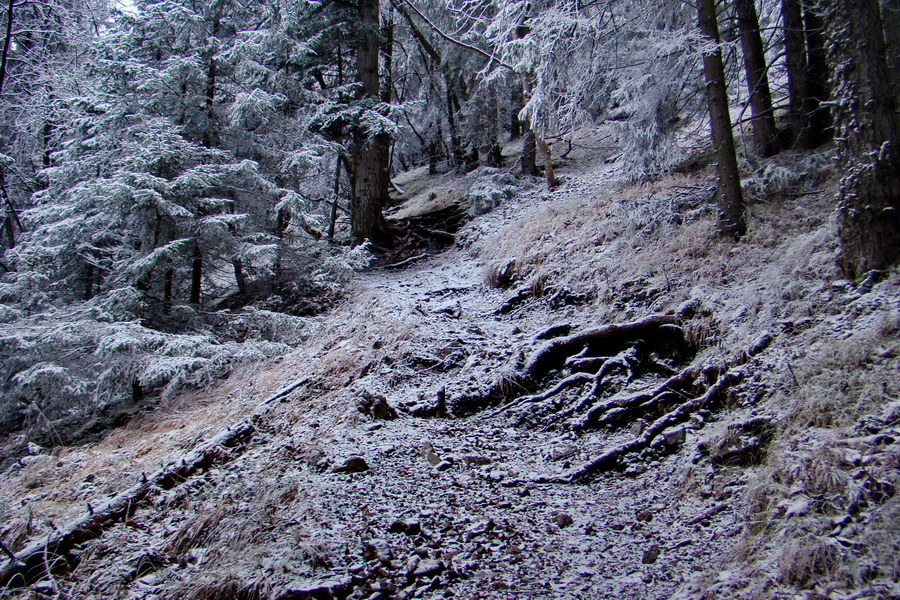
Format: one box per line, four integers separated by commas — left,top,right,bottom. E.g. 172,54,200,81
1,133,899,599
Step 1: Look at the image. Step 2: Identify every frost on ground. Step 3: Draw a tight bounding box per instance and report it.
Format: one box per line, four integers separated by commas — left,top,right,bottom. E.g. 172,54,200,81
0,138,898,600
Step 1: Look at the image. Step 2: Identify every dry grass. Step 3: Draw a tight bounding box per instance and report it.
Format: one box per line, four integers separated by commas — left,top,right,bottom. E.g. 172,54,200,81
776,536,841,587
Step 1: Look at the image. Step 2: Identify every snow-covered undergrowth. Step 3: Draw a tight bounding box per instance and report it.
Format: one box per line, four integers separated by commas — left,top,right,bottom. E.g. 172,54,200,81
0,241,374,450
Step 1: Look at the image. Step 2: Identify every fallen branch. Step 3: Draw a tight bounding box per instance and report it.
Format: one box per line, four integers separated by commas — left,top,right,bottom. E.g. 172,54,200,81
686,502,730,525
0,378,313,587
0,420,255,586
385,253,430,270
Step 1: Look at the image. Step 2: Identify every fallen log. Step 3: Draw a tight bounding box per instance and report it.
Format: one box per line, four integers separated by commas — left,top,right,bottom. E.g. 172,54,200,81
0,376,313,587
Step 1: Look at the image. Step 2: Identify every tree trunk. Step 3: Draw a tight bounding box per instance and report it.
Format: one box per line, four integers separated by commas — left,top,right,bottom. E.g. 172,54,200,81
522,129,538,176
0,170,19,248
884,0,900,98
782,0,810,146
350,0,391,245
381,12,393,103
0,0,12,98
445,81,463,167
329,155,342,241
734,0,778,157
163,268,173,314
824,0,900,278
232,258,247,294
698,0,746,239
190,245,202,305
782,0,831,149
510,87,522,140
535,136,557,189
802,2,831,147
203,16,220,148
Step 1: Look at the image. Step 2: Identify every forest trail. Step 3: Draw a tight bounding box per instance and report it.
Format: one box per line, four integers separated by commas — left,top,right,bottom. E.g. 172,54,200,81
2,138,899,600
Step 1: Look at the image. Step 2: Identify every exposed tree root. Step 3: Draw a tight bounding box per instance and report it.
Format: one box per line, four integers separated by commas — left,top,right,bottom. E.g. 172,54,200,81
475,314,774,483
520,314,682,383
0,377,314,588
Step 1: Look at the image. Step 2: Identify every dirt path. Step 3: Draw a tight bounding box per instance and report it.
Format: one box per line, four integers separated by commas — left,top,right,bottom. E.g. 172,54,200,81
0,147,754,600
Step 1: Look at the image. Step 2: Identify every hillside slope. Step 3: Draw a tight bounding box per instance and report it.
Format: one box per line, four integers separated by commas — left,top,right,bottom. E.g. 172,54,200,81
1,134,898,600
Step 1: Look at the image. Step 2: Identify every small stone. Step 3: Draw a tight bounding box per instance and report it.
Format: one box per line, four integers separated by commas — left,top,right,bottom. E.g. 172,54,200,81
434,460,453,472
420,442,442,466
404,555,421,576
357,392,398,420
464,519,495,540
663,426,687,447
275,576,352,600
636,509,653,522
333,456,369,473
554,513,574,528
390,519,422,535
412,559,445,578
463,455,491,467
362,539,393,562
642,544,660,564
27,442,45,455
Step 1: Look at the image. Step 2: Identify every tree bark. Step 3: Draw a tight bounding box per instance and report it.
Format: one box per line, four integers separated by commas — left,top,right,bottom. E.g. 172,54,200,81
381,12,393,103
163,268,173,314
802,2,831,147
824,0,900,277
884,0,900,99
232,258,247,294
782,0,810,146
781,0,831,149
698,0,746,238
734,0,778,157
0,0,13,97
350,0,391,244
190,245,202,305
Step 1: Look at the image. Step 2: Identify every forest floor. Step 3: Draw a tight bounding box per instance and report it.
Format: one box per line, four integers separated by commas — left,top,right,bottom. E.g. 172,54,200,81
1,128,899,600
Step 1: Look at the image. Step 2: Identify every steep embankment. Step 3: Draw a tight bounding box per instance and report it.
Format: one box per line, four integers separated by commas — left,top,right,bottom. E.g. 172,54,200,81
1,135,898,600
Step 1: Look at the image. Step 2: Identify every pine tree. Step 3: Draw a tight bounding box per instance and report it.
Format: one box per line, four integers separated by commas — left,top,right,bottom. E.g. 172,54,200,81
697,0,746,238
822,0,900,277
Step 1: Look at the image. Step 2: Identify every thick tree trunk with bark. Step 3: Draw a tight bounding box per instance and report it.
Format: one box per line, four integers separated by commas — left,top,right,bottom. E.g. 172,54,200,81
824,0,900,277
350,0,392,244
884,0,900,97
735,0,778,157
781,0,831,149
698,0,746,238
802,3,831,146
782,0,810,145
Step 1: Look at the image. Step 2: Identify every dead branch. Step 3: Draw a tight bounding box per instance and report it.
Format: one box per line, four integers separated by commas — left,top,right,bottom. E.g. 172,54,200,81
0,377,314,587
385,253,430,270
0,420,256,586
